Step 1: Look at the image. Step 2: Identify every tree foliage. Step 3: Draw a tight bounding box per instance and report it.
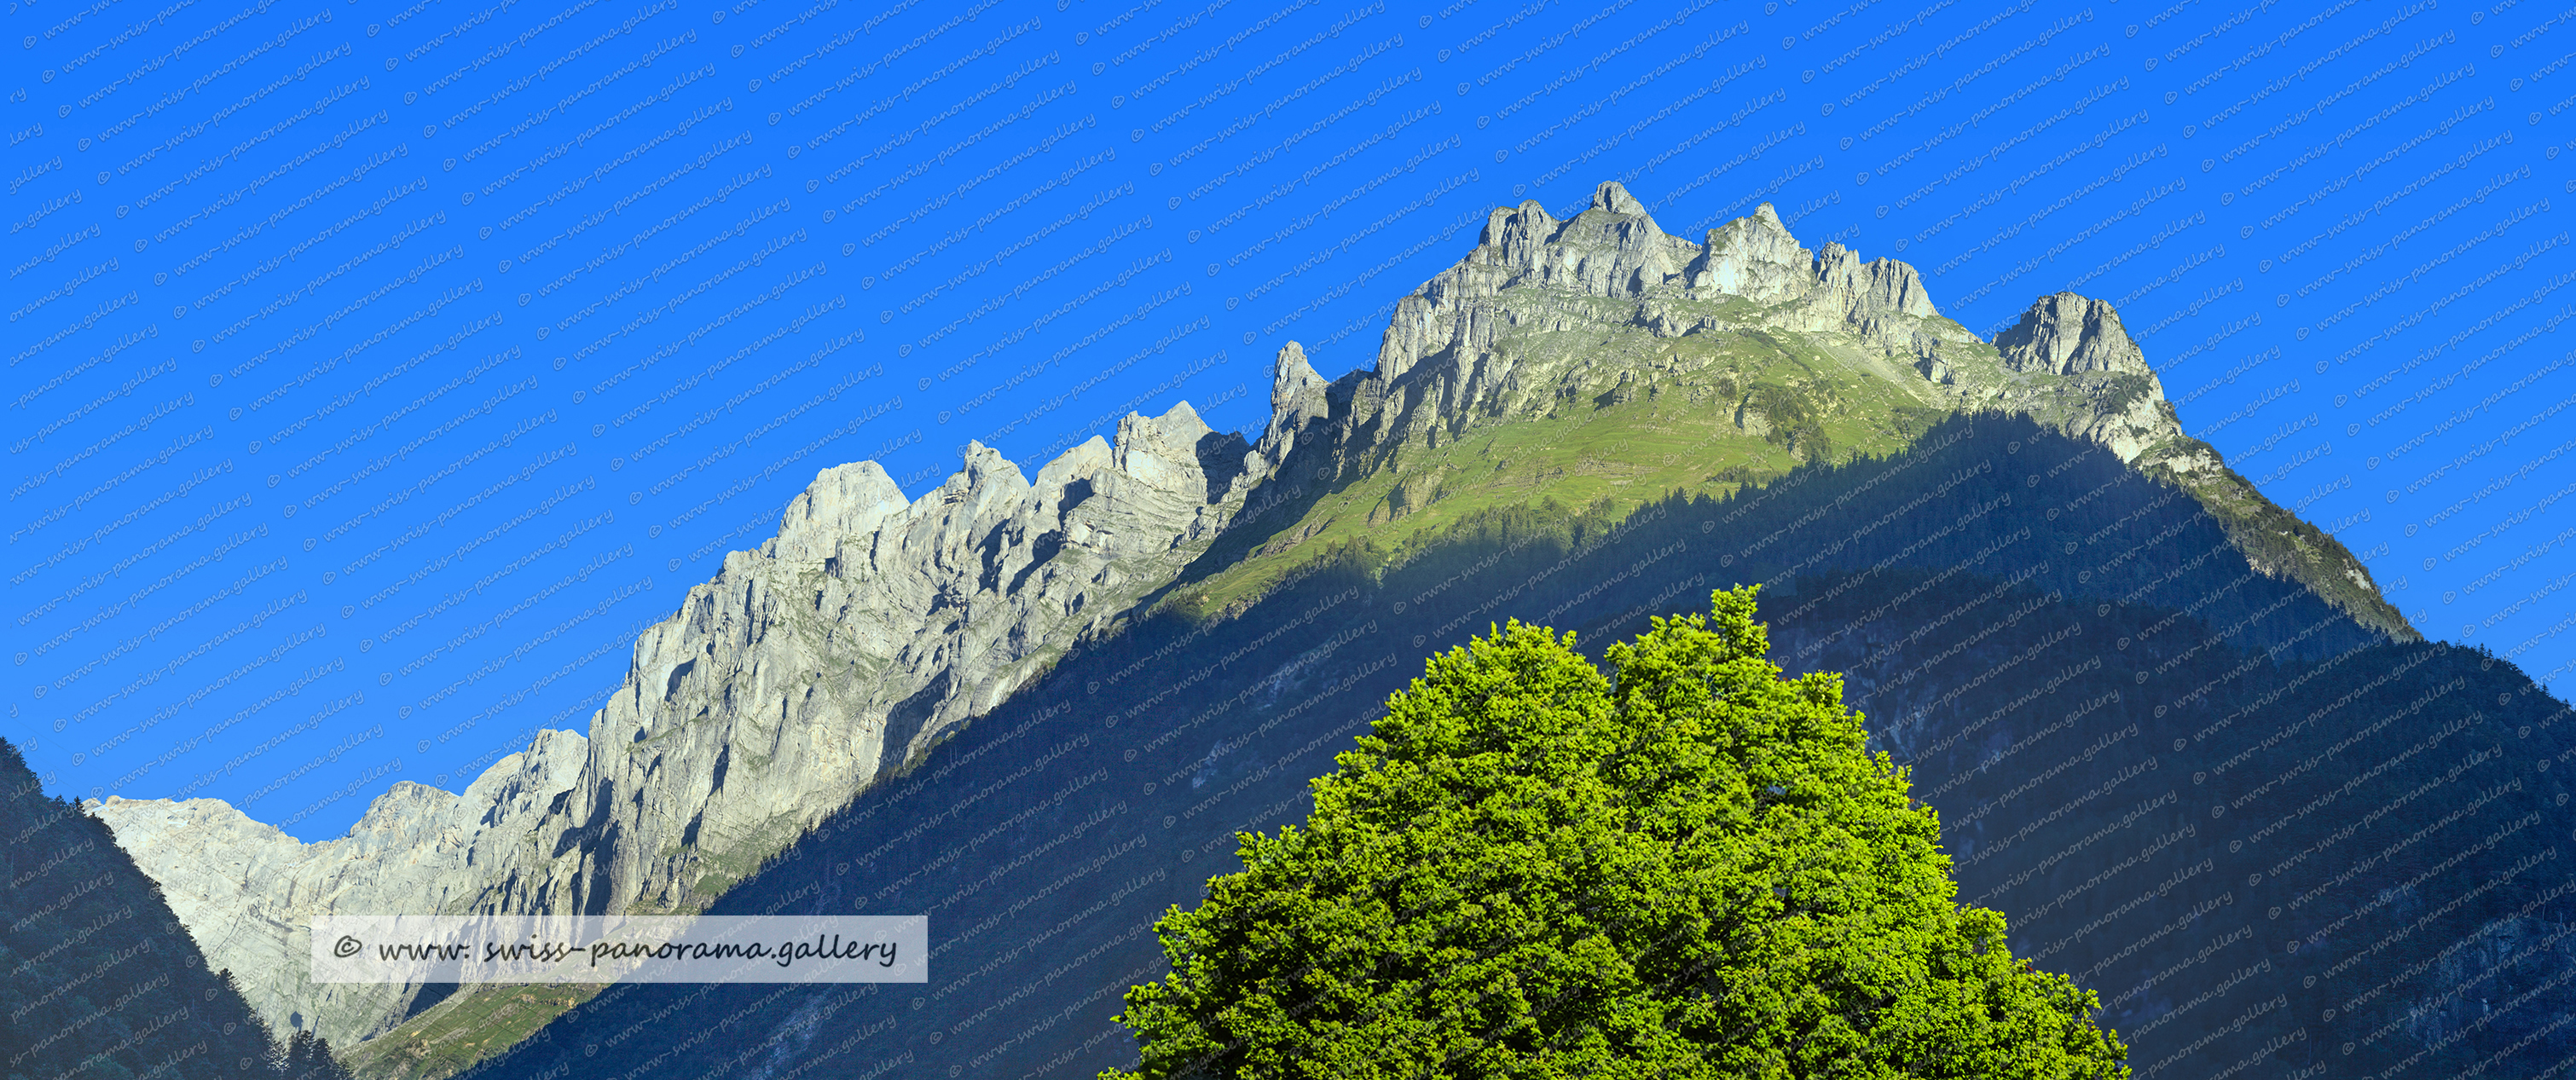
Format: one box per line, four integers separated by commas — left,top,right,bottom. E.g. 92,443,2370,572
1104,586,2130,1079
1,737,353,1080
277,1029,356,1080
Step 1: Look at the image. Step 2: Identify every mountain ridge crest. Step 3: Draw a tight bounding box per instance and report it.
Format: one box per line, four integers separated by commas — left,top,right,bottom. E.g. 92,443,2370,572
90,178,2406,1060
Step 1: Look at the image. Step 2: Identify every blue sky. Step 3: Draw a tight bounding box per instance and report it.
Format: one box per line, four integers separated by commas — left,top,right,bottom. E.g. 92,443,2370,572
7,0,2570,840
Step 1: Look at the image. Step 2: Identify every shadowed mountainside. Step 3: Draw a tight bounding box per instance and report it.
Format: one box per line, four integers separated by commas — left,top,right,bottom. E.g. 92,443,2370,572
453,415,2573,1080
3,736,350,1080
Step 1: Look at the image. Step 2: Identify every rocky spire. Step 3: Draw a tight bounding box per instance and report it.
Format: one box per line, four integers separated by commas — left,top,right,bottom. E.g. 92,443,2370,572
1595,178,1650,216
1995,292,2150,377
772,462,912,563
1811,241,1937,320
1686,201,1812,303
1460,181,1702,302
1258,341,1330,467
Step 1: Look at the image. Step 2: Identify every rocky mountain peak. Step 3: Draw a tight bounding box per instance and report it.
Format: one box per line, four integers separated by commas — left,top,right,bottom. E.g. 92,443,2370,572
1995,292,2151,378
1811,241,1938,321
1319,187,1989,480
1594,178,1652,217
1467,183,1699,302
768,461,909,563
1685,202,1812,303
92,394,1277,1049
956,440,1028,492
1965,291,2177,466
1474,199,1554,271
1261,341,1331,466
1243,181,2399,638
1114,401,1249,503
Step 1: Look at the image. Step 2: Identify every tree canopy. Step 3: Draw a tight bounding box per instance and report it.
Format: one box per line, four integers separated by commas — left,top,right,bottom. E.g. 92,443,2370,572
1103,586,2130,1079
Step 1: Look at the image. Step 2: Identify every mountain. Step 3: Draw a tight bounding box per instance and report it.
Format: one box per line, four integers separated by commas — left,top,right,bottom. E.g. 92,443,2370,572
451,407,2573,1080
90,181,2568,1079
90,400,1271,1054
1169,188,2405,641
1,736,329,1080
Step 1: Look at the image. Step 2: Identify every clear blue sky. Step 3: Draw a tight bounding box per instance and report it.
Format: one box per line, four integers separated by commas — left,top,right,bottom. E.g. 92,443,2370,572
8,0,2569,840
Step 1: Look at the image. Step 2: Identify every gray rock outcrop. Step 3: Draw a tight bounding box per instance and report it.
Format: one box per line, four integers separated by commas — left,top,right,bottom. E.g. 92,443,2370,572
1979,292,2174,464
1259,341,1330,469
90,731,591,1048
1274,179,2151,486
1995,292,2150,377
94,401,1268,1048
1686,202,1813,303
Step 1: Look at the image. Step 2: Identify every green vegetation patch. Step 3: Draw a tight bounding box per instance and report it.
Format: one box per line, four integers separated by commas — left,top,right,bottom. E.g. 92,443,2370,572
1101,586,2131,1078
1175,322,1951,621
344,985,608,1080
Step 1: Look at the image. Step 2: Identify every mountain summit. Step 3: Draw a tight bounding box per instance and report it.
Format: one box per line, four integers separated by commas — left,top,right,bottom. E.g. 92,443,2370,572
442,176,2564,1080
1195,180,2401,638
96,179,2406,1063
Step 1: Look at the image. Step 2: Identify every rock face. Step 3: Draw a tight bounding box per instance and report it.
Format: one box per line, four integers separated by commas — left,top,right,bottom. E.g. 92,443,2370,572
1260,341,1331,470
1982,292,2174,463
90,177,2414,1054
90,731,591,1047
1995,292,2149,376
93,402,1268,1048
1687,202,1813,303
1282,180,2182,490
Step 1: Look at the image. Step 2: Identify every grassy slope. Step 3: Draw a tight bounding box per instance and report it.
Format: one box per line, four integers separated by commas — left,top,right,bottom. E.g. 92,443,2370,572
2136,434,2412,638
340,985,609,1080
1169,313,1949,621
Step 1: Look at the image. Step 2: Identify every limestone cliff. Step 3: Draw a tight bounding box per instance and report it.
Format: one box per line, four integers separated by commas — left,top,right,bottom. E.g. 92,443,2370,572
92,402,1263,1048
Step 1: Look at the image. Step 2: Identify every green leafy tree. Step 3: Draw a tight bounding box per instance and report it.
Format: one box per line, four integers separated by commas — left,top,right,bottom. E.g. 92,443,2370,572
1103,586,2128,1079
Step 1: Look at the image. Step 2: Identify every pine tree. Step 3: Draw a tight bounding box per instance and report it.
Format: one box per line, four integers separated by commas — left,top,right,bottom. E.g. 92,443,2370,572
277,1029,355,1080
